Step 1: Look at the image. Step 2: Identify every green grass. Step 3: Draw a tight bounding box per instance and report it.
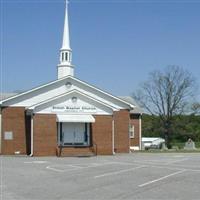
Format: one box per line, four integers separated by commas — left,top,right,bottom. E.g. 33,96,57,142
138,142,200,153
171,142,200,149
138,149,200,153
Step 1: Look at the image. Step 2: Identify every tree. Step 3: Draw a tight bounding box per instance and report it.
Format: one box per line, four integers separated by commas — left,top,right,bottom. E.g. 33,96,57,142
133,66,196,148
191,102,200,115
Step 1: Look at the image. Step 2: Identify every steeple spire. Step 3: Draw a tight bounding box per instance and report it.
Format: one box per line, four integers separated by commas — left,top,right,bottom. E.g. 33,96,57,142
62,0,70,50
57,0,74,79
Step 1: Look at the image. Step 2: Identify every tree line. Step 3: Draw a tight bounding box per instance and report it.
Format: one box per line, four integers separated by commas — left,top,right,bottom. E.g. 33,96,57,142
142,114,200,148
133,65,200,148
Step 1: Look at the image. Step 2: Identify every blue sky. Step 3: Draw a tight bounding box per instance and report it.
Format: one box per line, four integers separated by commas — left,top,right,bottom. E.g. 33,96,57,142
1,0,200,100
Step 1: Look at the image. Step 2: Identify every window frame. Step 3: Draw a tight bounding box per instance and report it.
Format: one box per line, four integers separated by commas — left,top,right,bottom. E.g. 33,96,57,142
129,124,135,138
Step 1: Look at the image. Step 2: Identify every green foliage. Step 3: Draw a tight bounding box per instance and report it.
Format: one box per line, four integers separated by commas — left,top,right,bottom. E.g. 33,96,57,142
172,114,200,142
142,114,162,137
142,114,200,143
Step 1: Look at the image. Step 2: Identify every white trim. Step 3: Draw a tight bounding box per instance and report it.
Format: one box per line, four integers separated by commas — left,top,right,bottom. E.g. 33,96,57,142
0,77,67,104
72,77,135,108
27,89,118,112
56,114,95,123
0,76,133,108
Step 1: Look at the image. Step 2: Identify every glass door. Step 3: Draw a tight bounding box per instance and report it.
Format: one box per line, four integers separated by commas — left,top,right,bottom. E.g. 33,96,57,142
61,123,89,146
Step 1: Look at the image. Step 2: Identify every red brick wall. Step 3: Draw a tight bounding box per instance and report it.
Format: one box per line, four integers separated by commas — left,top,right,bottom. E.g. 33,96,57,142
33,114,57,156
130,114,140,147
114,110,130,153
1,107,27,155
1,108,132,156
91,115,113,155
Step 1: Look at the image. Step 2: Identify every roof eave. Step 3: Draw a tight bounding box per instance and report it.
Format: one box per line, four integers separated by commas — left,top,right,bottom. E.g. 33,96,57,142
0,75,73,104
1,76,133,109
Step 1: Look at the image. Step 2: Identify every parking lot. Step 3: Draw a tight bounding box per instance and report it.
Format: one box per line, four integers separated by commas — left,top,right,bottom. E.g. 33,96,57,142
1,153,200,200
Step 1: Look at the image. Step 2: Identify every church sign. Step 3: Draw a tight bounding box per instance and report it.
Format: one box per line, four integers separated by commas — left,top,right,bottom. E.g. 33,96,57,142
35,98,112,115
52,105,97,113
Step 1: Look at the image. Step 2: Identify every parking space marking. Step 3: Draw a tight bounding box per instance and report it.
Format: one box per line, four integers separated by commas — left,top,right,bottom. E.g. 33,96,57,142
166,158,189,164
65,164,83,169
133,158,188,165
150,164,187,171
120,160,200,172
46,165,83,172
148,164,200,173
94,165,146,178
46,166,65,172
46,162,122,173
24,161,48,164
138,169,186,187
86,159,200,174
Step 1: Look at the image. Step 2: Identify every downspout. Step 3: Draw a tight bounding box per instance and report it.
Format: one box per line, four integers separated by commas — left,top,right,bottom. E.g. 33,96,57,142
129,113,131,153
0,108,2,154
139,114,142,150
29,114,34,156
112,116,115,155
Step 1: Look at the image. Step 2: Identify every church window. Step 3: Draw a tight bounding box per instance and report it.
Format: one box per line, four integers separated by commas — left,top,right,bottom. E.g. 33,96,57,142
129,125,135,138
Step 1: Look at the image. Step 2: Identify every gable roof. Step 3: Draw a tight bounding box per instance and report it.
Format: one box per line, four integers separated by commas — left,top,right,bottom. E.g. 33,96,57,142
27,89,118,113
0,76,134,110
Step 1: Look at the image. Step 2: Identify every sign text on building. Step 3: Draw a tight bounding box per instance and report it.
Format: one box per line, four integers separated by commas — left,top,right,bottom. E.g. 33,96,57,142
52,105,97,113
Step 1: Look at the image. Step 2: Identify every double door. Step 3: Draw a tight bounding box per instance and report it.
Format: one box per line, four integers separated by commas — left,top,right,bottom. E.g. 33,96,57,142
62,123,88,145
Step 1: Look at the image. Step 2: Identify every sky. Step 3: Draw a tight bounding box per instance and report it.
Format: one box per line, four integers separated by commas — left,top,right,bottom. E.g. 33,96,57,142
1,0,200,100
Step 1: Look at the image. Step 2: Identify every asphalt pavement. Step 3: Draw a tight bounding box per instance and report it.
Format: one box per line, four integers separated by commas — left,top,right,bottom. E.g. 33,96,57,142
1,152,200,200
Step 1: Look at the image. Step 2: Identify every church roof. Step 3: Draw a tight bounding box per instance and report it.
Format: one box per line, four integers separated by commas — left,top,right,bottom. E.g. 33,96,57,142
0,88,142,114
0,76,134,112
119,96,142,114
0,93,18,101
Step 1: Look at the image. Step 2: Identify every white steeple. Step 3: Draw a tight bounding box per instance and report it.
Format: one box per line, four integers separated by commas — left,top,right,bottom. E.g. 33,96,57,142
57,0,74,79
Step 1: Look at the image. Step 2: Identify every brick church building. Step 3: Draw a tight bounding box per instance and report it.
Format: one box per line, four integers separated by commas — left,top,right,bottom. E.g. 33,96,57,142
0,0,142,156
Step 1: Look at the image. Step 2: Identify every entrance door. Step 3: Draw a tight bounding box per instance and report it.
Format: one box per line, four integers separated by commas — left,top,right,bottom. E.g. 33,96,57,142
61,123,88,145
74,123,85,144
63,123,74,144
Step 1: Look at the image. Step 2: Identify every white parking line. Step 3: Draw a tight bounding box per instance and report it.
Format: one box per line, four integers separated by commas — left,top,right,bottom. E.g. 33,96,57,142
116,160,200,172
138,169,186,187
24,161,48,164
46,162,121,173
166,158,189,164
103,159,200,172
148,164,200,173
66,164,83,169
46,166,65,172
94,165,146,178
